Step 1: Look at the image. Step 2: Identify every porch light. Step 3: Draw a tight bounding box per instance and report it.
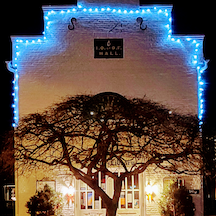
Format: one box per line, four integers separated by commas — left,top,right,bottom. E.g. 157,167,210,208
68,186,75,195
61,185,75,196
62,185,75,206
145,182,158,201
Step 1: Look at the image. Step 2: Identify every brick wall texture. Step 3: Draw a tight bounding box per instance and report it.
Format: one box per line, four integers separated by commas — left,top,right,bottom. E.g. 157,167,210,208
11,1,204,117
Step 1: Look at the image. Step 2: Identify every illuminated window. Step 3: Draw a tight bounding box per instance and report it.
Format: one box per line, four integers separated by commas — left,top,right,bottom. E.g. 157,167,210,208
79,173,139,210
163,177,185,189
79,172,107,210
119,174,139,209
3,185,15,201
163,177,173,189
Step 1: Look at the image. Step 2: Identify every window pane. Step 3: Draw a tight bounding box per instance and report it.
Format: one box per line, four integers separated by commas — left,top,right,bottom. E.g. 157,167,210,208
134,174,139,189
127,191,133,208
122,178,125,190
81,192,86,209
94,191,99,209
101,172,106,191
134,191,139,208
120,191,126,208
80,181,86,190
127,176,132,189
87,192,93,209
163,178,173,190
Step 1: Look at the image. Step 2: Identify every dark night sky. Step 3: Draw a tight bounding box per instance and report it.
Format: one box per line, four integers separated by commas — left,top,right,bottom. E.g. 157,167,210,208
1,0,215,134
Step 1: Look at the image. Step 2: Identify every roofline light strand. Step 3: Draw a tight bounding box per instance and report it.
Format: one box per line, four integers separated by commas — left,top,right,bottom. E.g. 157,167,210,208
10,4,206,127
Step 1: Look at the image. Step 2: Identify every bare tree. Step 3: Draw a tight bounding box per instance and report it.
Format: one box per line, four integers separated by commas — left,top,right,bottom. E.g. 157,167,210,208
15,92,201,216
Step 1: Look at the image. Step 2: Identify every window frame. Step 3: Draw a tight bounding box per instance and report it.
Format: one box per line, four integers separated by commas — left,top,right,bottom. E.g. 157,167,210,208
79,172,140,210
79,172,108,210
118,174,140,209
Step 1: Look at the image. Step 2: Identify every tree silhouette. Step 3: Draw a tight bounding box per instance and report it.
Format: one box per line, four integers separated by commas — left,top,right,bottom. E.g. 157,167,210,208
159,180,195,216
26,184,63,216
15,92,201,216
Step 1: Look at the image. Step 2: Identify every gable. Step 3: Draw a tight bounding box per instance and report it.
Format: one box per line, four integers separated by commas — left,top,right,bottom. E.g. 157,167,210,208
7,1,206,126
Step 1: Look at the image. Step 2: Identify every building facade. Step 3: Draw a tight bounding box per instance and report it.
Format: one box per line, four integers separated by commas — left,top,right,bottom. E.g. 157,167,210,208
7,0,207,215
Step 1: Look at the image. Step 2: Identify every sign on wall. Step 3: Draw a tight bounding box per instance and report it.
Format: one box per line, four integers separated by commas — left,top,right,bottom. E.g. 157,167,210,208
94,39,123,58
188,189,199,194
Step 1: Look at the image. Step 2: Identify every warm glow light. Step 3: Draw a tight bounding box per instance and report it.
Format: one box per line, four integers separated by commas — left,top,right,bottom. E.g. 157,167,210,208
152,185,158,194
68,186,75,195
145,183,158,201
145,183,152,194
61,185,75,195
145,183,158,194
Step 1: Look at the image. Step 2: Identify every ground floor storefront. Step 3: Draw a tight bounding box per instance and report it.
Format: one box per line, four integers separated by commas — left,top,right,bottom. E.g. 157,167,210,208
15,165,203,216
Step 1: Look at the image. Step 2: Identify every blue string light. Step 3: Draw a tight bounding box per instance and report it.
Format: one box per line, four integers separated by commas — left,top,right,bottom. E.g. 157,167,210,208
10,4,206,127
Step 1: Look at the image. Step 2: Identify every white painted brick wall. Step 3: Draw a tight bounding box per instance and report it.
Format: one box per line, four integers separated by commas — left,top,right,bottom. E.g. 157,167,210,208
11,3,204,117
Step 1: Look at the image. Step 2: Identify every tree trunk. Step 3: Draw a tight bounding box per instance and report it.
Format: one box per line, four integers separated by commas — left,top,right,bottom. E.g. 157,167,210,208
105,177,122,216
106,203,118,216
